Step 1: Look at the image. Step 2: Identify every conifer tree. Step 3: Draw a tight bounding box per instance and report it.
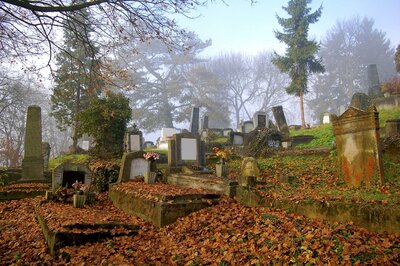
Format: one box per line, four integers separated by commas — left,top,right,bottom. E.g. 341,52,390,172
272,0,324,127
51,1,103,152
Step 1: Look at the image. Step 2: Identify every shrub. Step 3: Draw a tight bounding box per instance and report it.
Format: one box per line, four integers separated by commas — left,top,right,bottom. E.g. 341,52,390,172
89,159,121,192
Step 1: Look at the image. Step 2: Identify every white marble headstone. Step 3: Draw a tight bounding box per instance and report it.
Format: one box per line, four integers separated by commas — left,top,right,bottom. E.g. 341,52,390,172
233,135,244,145
181,138,197,160
129,158,150,179
81,140,90,151
322,114,331,124
243,122,254,133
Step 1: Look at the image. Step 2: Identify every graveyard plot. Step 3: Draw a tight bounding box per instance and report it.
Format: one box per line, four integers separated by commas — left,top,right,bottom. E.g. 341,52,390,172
110,182,220,227
35,196,145,256
232,153,400,233
0,182,50,201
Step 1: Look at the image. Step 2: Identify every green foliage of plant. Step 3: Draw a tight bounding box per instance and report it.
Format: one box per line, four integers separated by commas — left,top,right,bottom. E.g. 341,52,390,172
379,107,400,128
48,154,91,170
0,171,8,186
79,92,131,158
89,159,121,192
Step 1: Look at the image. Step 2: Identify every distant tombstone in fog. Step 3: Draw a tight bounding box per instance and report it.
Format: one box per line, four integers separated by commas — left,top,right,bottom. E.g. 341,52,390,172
367,64,382,97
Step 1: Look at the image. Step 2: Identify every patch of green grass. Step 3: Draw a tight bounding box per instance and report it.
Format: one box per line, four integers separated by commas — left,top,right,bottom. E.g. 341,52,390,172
48,154,91,170
290,124,335,148
379,107,400,128
144,148,168,156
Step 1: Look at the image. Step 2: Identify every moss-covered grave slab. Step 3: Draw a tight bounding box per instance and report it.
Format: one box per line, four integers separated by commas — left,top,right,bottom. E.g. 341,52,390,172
0,183,50,201
109,182,220,227
237,186,400,233
35,199,142,257
167,174,238,197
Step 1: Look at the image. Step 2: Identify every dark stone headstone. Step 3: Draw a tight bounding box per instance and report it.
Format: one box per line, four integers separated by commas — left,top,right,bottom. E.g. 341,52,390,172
202,115,209,130
22,105,44,181
42,142,51,171
350,92,372,111
253,111,267,129
190,107,200,135
272,106,289,135
367,64,382,97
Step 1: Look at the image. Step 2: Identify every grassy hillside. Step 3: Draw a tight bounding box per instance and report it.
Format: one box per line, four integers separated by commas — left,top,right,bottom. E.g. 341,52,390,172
290,107,400,148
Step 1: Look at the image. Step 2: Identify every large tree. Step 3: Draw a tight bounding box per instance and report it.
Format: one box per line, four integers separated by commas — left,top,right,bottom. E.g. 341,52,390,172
0,0,212,65
308,17,395,118
395,44,400,73
112,33,227,132
272,0,324,128
50,3,103,152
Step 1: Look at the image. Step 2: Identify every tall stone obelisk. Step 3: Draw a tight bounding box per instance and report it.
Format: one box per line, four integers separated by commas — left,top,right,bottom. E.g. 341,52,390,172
21,105,44,181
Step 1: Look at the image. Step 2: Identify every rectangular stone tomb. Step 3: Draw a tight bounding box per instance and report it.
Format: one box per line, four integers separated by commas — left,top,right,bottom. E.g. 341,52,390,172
36,212,140,257
167,174,238,198
109,184,220,227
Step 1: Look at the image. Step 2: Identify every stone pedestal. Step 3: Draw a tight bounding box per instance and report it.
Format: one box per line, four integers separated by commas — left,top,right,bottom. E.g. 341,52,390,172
332,106,383,187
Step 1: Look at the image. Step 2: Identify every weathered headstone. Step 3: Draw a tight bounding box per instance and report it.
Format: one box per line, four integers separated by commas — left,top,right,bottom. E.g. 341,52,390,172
117,151,147,182
42,142,51,171
125,125,142,152
241,121,254,133
332,106,383,187
223,128,233,137
253,111,267,129
386,119,400,137
158,127,177,150
21,105,44,181
350,92,372,111
240,157,260,177
230,132,244,146
367,64,382,97
272,106,289,135
190,107,200,135
322,112,333,124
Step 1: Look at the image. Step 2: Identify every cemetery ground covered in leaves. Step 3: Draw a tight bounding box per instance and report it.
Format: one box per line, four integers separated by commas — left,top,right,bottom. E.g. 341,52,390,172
1,150,400,265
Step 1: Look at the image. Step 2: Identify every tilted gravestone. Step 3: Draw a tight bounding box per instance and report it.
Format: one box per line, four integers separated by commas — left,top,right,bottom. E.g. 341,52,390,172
367,64,382,97
189,107,200,135
332,106,383,187
272,106,289,136
21,105,44,181
350,92,372,111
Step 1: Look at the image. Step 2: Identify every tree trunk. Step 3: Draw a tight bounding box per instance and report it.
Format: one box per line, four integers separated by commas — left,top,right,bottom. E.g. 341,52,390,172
299,92,306,128
72,85,81,153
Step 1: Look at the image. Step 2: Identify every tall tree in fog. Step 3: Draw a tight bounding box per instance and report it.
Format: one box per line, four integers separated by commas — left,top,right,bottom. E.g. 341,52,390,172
116,33,227,132
51,3,103,152
206,53,260,129
395,45,400,73
272,0,324,128
253,52,289,115
308,17,395,118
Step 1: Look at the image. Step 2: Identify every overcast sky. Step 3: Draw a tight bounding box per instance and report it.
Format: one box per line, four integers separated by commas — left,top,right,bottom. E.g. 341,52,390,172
174,0,400,57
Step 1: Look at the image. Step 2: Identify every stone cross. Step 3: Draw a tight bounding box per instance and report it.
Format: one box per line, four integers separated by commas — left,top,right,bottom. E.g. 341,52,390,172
21,105,44,181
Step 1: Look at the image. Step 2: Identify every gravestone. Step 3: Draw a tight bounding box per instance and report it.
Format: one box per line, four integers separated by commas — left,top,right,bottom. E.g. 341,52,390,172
386,119,400,137
125,125,142,152
253,111,267,129
202,115,209,130
158,127,177,150
52,162,92,191
79,134,93,151
190,107,200,135
332,106,383,187
367,64,382,97
42,142,51,171
167,132,205,167
223,128,233,137
143,141,154,149
322,112,333,124
117,151,148,182
350,92,372,111
272,106,289,135
241,121,254,133
21,105,44,181
230,132,244,146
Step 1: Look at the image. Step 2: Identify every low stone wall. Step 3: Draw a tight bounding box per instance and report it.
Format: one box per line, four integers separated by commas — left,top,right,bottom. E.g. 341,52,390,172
167,174,238,198
109,187,220,227
236,187,400,233
36,208,139,257
0,190,46,201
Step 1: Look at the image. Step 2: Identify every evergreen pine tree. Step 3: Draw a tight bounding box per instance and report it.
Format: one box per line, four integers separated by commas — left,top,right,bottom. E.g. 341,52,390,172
51,0,103,152
272,0,324,127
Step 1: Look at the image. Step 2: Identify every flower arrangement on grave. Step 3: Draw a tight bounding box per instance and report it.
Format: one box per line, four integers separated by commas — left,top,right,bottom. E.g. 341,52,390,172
72,180,88,195
213,147,232,164
143,151,160,162
53,187,74,203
